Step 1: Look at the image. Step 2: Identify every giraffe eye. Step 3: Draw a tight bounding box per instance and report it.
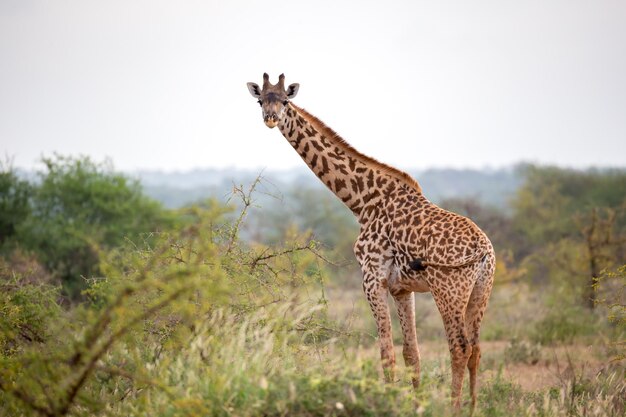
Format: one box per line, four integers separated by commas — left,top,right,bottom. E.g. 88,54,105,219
257,100,262,106
283,100,289,106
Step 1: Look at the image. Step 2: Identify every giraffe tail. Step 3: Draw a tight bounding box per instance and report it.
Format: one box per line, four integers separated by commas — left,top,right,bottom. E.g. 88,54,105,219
408,258,428,271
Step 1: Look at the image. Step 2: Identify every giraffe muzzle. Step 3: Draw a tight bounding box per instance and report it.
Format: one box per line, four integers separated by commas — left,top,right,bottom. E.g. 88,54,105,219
264,114,279,128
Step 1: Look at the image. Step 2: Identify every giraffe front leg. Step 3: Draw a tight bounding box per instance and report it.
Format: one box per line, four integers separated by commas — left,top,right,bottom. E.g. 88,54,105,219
363,276,396,383
393,290,420,389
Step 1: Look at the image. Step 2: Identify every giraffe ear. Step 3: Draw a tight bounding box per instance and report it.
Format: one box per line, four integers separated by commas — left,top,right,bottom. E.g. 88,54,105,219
247,82,261,98
286,83,299,99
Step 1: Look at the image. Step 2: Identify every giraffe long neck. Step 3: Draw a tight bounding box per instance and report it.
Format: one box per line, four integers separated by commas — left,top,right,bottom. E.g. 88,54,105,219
278,103,422,219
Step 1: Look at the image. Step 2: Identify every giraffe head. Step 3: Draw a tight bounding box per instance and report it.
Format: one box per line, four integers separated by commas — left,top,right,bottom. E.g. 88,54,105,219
247,73,299,128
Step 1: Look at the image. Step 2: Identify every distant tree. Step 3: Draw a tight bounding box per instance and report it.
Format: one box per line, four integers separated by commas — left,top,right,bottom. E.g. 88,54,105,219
511,165,626,305
15,155,173,298
595,264,626,362
0,162,31,248
577,207,626,309
512,165,626,250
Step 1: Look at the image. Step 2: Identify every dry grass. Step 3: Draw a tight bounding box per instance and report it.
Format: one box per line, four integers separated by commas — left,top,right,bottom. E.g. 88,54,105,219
323,280,623,400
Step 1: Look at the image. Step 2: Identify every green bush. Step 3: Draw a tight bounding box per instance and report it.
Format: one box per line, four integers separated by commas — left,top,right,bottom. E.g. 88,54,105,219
10,155,174,298
504,337,542,365
531,305,598,345
0,267,61,356
0,197,341,416
479,373,525,417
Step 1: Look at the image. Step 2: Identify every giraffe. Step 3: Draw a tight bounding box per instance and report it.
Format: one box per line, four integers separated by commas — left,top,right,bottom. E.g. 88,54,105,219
246,73,496,409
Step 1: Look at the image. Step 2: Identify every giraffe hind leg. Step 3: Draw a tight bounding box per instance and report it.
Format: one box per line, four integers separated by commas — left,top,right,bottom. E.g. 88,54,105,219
467,344,481,408
429,266,478,410
465,254,495,408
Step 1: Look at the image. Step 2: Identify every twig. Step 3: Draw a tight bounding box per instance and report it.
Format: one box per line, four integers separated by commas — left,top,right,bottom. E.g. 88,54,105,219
226,175,263,254
246,243,340,271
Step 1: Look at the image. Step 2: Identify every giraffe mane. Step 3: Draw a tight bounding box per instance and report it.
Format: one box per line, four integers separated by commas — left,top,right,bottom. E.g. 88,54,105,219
290,103,423,194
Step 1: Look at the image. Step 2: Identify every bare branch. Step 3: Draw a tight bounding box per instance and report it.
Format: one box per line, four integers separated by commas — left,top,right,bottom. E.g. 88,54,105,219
226,175,263,254
246,242,340,271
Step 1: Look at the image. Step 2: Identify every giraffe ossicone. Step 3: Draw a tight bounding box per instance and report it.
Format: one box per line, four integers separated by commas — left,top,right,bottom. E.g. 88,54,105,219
246,73,496,410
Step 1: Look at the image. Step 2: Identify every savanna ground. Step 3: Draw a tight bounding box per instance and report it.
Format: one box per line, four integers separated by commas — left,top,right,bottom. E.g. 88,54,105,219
0,156,624,416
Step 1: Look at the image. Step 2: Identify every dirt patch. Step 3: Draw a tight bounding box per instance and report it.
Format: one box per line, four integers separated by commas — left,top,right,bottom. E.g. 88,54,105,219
343,340,616,392
482,341,612,391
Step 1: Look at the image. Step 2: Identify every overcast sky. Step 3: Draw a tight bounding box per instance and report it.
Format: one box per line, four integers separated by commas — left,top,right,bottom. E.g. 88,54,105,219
1,0,625,172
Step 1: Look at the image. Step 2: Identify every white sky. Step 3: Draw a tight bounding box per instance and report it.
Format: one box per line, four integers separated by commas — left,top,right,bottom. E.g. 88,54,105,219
1,0,625,172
